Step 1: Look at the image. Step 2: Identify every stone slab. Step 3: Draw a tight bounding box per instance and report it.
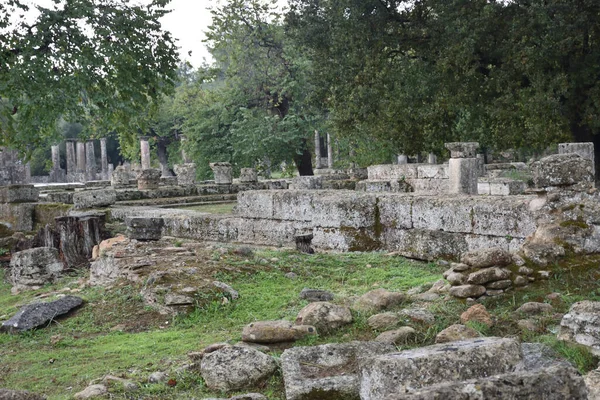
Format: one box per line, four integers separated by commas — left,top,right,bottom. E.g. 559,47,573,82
73,189,116,209
0,185,39,203
1,296,83,333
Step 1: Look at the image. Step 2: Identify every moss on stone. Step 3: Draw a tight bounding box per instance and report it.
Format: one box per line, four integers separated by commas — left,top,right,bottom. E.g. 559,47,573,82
33,203,72,230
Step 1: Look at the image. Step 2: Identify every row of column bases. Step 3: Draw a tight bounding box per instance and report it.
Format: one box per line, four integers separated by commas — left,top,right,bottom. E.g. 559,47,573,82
50,138,112,183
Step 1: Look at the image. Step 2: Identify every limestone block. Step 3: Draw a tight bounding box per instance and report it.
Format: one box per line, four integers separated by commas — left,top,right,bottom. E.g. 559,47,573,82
234,191,274,219
384,229,468,261
367,164,418,180
295,301,353,332
531,153,594,189
235,218,300,246
359,337,521,400
558,301,600,354
355,180,392,192
489,179,526,196
411,197,473,233
281,341,394,400
311,192,378,228
125,217,164,241
0,203,35,231
377,195,413,230
478,181,491,195
209,162,233,185
173,163,197,186
462,247,512,268
271,191,316,222
464,234,523,253
292,176,322,190
72,188,116,209
409,179,449,195
0,184,39,203
448,158,480,195
44,191,74,204
416,165,448,179
9,247,64,290
239,168,258,183
111,165,131,188
471,197,537,238
264,180,288,190
559,142,595,165
136,168,162,190
445,142,480,158
386,365,588,400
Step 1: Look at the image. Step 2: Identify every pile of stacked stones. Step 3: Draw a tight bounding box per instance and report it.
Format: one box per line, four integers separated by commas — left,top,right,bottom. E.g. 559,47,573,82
444,247,549,299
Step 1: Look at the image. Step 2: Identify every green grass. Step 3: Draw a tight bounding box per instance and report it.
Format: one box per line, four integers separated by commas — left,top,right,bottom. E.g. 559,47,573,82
2,250,600,399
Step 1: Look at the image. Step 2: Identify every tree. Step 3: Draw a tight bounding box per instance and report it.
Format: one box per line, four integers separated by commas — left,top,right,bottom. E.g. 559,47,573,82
0,0,179,156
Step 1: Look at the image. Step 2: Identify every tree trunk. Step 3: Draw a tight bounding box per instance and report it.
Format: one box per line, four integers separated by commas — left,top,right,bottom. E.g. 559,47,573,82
157,140,173,177
294,139,314,176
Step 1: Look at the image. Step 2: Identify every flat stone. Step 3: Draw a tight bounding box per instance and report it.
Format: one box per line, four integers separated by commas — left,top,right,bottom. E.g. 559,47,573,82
295,302,353,332
281,341,394,400
299,288,334,302
446,272,466,285
467,267,511,285
359,337,521,400
449,284,486,299
461,247,512,268
125,217,164,241
375,327,416,344
1,296,83,333
435,324,480,343
460,304,493,327
72,188,116,209
368,312,400,330
241,320,316,343
0,185,39,203
413,292,440,302
532,153,594,189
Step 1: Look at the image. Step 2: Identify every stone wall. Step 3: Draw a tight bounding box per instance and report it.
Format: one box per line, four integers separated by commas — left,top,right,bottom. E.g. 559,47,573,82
365,164,449,195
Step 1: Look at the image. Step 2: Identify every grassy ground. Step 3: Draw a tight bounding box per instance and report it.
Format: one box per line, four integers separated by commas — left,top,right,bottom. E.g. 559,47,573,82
0,248,599,399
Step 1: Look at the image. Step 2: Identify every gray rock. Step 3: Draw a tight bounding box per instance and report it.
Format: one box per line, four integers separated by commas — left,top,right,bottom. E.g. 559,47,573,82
413,292,440,302
516,343,573,371
73,384,107,399
514,275,529,286
173,163,197,186
1,296,83,333
461,247,512,268
368,312,400,330
353,289,405,312
9,247,64,291
516,302,553,315
213,281,239,300
0,185,39,203
435,324,480,344
241,320,316,343
136,168,162,190
148,371,168,383
73,189,116,209
299,288,334,302
125,217,164,241
0,389,46,400
359,337,522,400
375,327,416,344
486,279,513,290
449,284,486,298
281,341,394,400
584,368,600,400
384,365,587,400
559,301,600,354
295,302,353,332
532,153,594,189
399,308,435,324
239,168,258,183
200,346,277,392
467,267,511,285
446,272,467,286
209,162,233,185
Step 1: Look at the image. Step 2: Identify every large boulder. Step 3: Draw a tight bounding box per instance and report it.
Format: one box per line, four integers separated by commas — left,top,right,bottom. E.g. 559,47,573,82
558,301,600,354
295,302,353,332
384,365,587,400
531,153,594,189
359,337,521,400
9,247,64,291
200,346,277,392
1,296,83,333
281,341,394,400
72,188,116,209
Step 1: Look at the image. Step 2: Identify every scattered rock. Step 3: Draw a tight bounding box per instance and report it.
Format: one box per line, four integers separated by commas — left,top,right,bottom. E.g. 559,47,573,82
1,296,83,333
516,302,554,315
435,324,480,343
367,312,400,330
299,288,334,302
148,371,168,383
519,266,534,275
200,346,277,392
375,327,416,344
449,262,470,272
547,292,562,301
353,289,405,312
281,341,394,400
295,302,353,332
518,319,538,332
427,279,449,294
73,189,116,209
213,281,239,300
73,384,107,399
514,275,529,287
461,247,512,268
9,247,64,291
467,267,511,285
0,389,46,400
399,308,435,324
413,292,440,302
284,272,298,280
241,320,316,343
559,301,600,353
460,304,493,327
449,284,486,299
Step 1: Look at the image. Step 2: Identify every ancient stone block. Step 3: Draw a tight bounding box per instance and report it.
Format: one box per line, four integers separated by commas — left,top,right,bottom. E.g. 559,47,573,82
462,247,512,268
9,247,64,291
111,165,131,188
558,301,600,354
355,180,392,192
239,168,258,183
209,162,233,185
531,153,594,189
559,142,594,165
125,217,164,241
295,302,353,332
448,158,479,195
385,229,468,261
359,337,521,400
466,267,511,285
470,197,537,238
0,185,39,203
292,176,322,189
377,195,413,230
72,188,116,209
281,341,394,400
173,163,197,186
449,284,486,298
409,179,449,195
416,165,448,179
1,295,83,333
490,179,526,196
411,197,473,233
367,165,418,180
445,142,480,158
0,203,35,231
137,169,162,190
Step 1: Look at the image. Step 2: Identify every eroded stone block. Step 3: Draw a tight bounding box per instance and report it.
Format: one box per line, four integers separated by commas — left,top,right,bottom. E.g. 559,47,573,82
0,185,39,203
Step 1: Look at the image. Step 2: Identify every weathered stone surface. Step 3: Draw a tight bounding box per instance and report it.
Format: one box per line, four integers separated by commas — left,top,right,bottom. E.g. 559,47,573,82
241,320,316,343
375,327,416,344
559,301,600,354
448,158,479,195
0,389,46,400
281,341,394,400
486,279,512,290
0,185,39,203
399,308,435,324
9,247,64,291
239,168,258,183
292,176,323,190
467,267,510,285
125,217,164,241
368,312,400,330
1,296,83,333
384,365,587,400
148,371,168,383
461,247,512,268
353,289,405,312
299,288,334,302
460,304,493,327
360,337,521,400
209,162,233,185
295,302,353,332
367,164,419,180
516,342,573,371
73,384,107,399
230,394,267,400
137,168,162,190
200,346,277,391
585,368,600,400
435,324,480,343
111,165,131,188
445,142,479,158
449,284,486,299
356,180,390,193
532,153,594,189
72,188,116,209
173,163,197,186
446,272,466,286
516,302,553,315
